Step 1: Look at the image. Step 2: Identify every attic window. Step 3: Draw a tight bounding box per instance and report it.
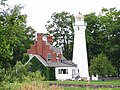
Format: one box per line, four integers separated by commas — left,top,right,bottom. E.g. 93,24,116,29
56,53,59,60
47,53,51,61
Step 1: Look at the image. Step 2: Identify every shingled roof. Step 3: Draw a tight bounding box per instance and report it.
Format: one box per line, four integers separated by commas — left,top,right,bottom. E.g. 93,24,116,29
25,54,76,67
46,42,61,54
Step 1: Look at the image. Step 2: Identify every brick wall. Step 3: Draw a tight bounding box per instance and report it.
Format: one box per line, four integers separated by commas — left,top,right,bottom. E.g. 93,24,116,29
27,33,62,62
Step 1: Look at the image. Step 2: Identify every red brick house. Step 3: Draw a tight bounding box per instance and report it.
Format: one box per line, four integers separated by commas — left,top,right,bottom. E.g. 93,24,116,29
26,33,76,80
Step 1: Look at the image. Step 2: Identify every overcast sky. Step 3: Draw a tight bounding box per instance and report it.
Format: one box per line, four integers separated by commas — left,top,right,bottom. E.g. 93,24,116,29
6,0,120,33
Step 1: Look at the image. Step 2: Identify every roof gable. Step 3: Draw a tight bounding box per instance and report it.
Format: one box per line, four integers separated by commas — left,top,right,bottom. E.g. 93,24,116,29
25,55,76,67
25,55,48,67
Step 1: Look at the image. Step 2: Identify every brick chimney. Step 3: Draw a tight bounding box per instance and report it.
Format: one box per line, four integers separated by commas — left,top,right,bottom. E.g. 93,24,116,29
47,35,52,44
37,33,43,55
37,33,43,39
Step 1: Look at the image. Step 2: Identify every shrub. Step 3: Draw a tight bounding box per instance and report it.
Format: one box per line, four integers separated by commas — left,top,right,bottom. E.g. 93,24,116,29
0,61,45,82
27,70,45,81
90,53,116,76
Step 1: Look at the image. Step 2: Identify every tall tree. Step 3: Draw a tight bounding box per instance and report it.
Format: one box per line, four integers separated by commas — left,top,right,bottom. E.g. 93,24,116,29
98,8,120,76
85,8,120,76
0,1,36,68
84,13,104,65
45,11,74,60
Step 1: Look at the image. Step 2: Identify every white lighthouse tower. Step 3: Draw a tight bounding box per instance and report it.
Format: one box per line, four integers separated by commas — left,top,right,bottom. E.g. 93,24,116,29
72,12,89,79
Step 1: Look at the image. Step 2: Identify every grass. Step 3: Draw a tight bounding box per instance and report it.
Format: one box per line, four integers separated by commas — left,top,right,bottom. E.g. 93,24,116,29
45,80,120,86
17,81,120,90
18,82,63,90
45,80,120,90
13,80,120,90
64,87,120,90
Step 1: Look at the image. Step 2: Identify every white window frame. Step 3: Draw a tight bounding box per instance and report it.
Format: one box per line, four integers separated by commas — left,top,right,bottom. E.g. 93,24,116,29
58,69,68,74
47,53,51,61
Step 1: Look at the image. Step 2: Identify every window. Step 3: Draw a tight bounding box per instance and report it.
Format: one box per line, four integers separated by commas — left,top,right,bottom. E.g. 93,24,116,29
56,53,59,60
72,69,76,74
58,69,62,74
76,16,82,21
47,53,51,61
77,26,80,30
58,69,68,74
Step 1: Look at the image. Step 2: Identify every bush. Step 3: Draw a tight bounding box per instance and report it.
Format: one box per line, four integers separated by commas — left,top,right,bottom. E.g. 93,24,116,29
0,68,6,82
0,61,45,89
27,70,45,81
11,61,45,82
89,53,116,76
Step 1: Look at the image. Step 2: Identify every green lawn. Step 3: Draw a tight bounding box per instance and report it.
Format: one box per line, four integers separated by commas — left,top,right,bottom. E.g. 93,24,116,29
45,80,120,90
46,80,120,86
64,87,120,90
14,80,120,90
